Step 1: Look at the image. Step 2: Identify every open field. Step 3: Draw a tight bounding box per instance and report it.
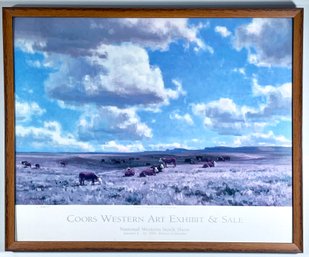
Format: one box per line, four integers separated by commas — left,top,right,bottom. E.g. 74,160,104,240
16,147,292,206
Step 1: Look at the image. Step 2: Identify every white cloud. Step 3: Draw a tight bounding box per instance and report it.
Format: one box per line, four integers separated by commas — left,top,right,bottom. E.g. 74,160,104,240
204,44,215,54
16,121,94,151
233,67,246,75
191,98,245,135
15,18,205,55
215,26,231,37
169,111,194,125
171,79,186,96
45,44,185,109
234,18,292,67
15,99,46,122
246,79,291,120
15,39,46,54
234,131,291,147
78,106,152,141
26,59,54,69
191,79,292,137
100,140,145,153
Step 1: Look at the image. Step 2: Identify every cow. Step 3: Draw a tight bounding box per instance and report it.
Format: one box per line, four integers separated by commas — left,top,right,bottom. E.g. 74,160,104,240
60,161,66,167
202,160,216,168
156,163,165,172
111,159,121,164
159,157,176,167
195,155,203,162
184,158,195,164
34,164,40,169
201,157,212,162
23,161,31,168
139,166,158,177
79,172,102,185
151,163,164,173
217,156,230,162
124,168,135,177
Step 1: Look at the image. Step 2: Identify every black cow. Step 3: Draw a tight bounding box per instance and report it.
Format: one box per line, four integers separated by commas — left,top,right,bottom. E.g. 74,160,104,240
23,161,31,168
111,159,121,164
184,158,195,164
195,156,203,161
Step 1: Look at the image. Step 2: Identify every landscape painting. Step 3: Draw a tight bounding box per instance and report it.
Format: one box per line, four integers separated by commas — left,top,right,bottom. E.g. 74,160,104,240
14,17,293,206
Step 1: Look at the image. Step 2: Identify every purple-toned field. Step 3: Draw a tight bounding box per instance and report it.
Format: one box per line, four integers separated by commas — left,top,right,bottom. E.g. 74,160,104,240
15,147,292,206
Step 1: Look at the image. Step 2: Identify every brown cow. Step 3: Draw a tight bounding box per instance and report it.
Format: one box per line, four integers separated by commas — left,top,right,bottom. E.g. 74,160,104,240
202,160,216,168
139,166,158,177
159,157,176,167
124,168,135,177
79,172,102,185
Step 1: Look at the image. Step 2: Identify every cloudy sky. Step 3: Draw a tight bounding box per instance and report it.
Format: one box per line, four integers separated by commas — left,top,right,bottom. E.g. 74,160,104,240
14,17,292,152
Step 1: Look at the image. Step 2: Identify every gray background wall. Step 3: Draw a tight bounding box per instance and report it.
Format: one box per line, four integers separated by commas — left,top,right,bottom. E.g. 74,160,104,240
0,0,308,256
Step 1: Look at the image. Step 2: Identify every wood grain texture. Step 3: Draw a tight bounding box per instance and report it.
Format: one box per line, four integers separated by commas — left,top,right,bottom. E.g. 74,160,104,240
3,7,303,252
2,7,303,18
5,241,303,252
291,9,303,253
3,7,16,252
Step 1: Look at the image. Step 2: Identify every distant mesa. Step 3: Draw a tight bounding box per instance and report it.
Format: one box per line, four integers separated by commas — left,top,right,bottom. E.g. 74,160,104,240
165,148,190,153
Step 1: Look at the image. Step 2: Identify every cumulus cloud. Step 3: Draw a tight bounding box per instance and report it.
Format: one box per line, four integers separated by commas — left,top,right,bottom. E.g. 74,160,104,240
15,18,196,147
246,78,291,120
26,59,54,69
191,79,291,136
234,18,292,67
45,44,185,108
78,106,152,141
215,26,231,37
100,140,145,153
191,98,245,135
15,18,205,55
169,111,194,125
234,131,291,147
16,121,94,151
15,99,46,122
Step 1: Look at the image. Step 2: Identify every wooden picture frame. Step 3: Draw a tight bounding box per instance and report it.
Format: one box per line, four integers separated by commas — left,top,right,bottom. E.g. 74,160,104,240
3,7,303,252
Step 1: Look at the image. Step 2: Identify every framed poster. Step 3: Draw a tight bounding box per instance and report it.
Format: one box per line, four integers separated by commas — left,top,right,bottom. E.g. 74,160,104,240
3,7,303,252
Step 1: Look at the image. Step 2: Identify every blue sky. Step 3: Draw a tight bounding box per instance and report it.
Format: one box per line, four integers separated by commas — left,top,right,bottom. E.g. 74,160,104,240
14,17,292,152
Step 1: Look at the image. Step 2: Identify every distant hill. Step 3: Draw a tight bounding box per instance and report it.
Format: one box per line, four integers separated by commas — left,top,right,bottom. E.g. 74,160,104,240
165,148,191,153
161,146,292,154
204,146,291,153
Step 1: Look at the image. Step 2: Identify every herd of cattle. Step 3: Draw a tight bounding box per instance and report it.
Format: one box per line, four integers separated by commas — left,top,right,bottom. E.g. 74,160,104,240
19,155,231,186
